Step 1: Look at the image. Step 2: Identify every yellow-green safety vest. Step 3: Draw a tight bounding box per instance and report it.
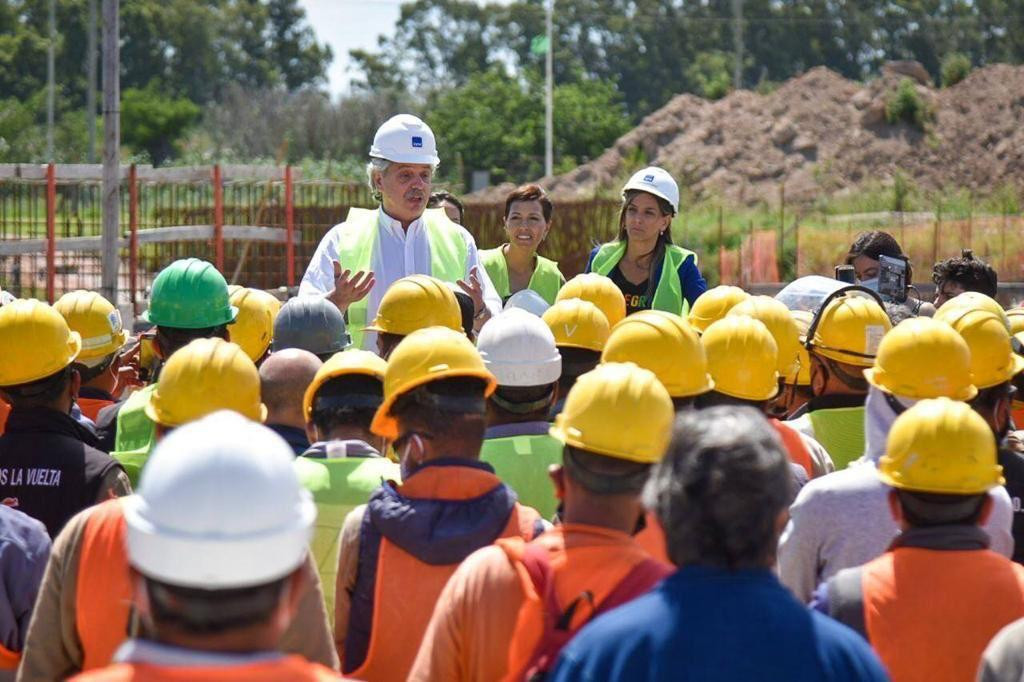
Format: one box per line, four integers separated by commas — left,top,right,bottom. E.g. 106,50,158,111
807,406,866,470
479,246,565,305
590,242,697,315
293,455,400,624
111,384,157,487
480,433,563,520
337,208,468,349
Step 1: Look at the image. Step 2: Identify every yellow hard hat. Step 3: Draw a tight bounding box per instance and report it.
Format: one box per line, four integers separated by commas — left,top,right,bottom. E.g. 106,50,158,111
542,298,611,352
939,291,1010,331
54,290,127,363
688,286,750,334
601,310,713,398
550,362,674,463
227,287,282,362
727,296,801,381
789,310,814,386
371,326,496,440
1004,308,1024,336
701,316,780,401
807,292,891,367
935,307,1024,389
303,349,387,420
863,317,977,401
879,397,1003,495
145,338,266,427
557,273,626,327
364,275,463,336
0,299,81,386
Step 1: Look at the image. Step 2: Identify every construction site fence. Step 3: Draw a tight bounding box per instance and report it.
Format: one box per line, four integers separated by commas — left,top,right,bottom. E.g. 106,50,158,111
1,164,1022,313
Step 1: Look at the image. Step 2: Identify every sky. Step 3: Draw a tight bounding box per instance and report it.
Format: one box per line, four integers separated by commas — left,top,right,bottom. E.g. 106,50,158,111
298,0,403,96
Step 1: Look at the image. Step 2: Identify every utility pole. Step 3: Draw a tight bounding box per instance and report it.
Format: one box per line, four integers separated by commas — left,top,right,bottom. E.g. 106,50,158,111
732,0,744,91
101,0,120,304
544,0,553,178
46,0,55,161
87,0,98,163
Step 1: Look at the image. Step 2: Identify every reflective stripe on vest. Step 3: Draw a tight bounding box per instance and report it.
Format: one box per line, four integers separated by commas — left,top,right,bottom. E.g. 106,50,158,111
111,385,157,486
480,434,563,520
769,419,815,478
339,208,469,349
860,548,1024,681
293,456,399,626
479,247,565,305
806,405,865,470
71,656,342,682
590,242,696,315
78,397,115,423
76,499,132,671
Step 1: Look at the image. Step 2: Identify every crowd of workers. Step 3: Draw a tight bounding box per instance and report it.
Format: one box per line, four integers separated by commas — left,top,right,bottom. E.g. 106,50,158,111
1,113,1024,681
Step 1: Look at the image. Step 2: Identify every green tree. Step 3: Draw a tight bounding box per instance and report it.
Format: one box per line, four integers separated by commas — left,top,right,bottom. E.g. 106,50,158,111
121,85,200,165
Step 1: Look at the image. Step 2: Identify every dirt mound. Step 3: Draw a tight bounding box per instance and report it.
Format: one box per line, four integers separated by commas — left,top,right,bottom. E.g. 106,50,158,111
469,63,1024,205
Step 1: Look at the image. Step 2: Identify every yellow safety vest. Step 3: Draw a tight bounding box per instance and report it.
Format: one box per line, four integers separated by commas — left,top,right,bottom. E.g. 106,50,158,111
590,242,697,315
479,246,565,305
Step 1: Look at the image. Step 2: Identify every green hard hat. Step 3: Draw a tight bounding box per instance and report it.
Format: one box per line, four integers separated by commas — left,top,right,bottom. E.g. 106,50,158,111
142,258,238,329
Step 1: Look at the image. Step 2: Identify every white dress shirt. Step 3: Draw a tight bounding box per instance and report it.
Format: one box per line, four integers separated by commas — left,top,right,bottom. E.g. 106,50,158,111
299,207,501,350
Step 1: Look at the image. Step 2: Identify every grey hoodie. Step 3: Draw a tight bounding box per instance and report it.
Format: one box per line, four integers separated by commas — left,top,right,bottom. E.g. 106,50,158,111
778,386,1015,603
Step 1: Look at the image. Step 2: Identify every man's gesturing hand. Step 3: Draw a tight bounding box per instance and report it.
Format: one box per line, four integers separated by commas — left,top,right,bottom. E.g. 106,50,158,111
327,260,375,313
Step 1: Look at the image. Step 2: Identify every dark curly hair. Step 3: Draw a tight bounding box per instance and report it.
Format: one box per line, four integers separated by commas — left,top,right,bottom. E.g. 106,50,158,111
932,252,997,298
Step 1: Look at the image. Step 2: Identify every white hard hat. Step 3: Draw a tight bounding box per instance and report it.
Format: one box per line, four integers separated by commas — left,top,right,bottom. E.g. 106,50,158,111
369,114,440,166
124,410,316,590
478,308,562,386
0,289,13,306
503,289,551,317
622,166,679,215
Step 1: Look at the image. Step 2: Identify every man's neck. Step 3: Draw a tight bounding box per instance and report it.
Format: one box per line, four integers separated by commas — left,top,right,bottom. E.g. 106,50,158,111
381,205,422,232
267,413,306,431
561,500,639,536
323,425,379,446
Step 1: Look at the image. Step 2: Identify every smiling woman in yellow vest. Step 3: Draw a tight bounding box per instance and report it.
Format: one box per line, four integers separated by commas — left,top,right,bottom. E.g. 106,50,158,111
480,184,566,306
586,167,706,316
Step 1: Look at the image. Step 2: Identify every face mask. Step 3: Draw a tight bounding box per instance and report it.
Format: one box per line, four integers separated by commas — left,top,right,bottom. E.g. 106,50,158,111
398,433,424,480
858,277,879,292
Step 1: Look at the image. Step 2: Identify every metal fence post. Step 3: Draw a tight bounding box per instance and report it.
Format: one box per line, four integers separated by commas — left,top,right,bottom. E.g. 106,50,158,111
129,163,139,316
285,165,295,288
212,164,224,270
46,162,56,303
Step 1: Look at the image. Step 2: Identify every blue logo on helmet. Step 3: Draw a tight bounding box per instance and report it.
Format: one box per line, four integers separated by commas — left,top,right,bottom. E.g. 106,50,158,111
643,174,655,183
412,136,424,148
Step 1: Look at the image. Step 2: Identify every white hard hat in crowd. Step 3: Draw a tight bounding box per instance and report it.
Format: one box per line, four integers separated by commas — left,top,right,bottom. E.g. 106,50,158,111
503,289,551,317
0,289,13,306
124,410,316,590
369,114,440,166
478,308,562,387
622,166,679,215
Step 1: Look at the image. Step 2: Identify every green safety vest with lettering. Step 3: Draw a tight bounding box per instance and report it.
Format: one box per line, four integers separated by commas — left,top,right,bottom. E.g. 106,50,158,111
807,406,866,470
111,384,158,487
338,208,468,349
590,242,697,316
480,434,563,520
293,455,400,624
479,247,565,305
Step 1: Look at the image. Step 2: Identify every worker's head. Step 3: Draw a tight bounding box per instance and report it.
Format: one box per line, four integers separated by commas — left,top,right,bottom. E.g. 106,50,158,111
727,296,801,417
0,299,82,414
696,316,779,414
806,290,891,398
503,184,553,256
427,190,464,224
617,167,678,245
146,338,266,440
55,290,128,394
542,298,610,404
773,309,815,418
365,275,463,359
556,274,626,328
602,310,712,411
272,297,349,362
645,406,791,569
845,230,912,291
367,115,440,224
372,327,496,475
303,350,387,451
550,363,673,528
880,398,1001,530
142,259,236,361
228,287,281,366
124,411,316,644
687,285,750,334
259,348,322,431
933,251,998,308
478,310,561,425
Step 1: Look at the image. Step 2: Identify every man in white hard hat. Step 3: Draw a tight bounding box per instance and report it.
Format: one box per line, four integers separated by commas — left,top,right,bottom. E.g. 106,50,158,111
299,114,501,351
68,411,340,681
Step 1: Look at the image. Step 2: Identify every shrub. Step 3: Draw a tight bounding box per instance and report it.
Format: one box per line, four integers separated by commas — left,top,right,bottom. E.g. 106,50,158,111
885,79,932,130
941,53,972,88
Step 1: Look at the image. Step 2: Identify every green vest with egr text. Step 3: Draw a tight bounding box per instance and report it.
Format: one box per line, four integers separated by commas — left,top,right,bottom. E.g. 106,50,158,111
591,242,696,315
293,455,400,624
337,208,468,349
479,247,565,305
111,384,158,487
480,433,563,520
807,405,866,470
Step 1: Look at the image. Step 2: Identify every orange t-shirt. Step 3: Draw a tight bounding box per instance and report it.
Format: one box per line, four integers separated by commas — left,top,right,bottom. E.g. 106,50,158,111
69,655,342,681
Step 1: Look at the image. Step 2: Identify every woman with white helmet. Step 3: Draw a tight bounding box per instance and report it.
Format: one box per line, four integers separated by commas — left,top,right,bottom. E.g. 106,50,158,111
585,167,706,316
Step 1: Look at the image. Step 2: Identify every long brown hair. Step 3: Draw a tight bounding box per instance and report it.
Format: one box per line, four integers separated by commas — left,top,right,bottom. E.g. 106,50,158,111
616,189,675,302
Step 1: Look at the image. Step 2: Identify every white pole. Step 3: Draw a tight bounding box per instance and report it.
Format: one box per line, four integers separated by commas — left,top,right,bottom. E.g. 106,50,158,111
544,0,553,178
46,0,55,161
87,0,98,163
101,0,120,304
